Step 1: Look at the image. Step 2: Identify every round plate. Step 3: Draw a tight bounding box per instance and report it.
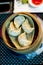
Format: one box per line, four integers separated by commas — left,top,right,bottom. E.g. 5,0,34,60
28,0,43,7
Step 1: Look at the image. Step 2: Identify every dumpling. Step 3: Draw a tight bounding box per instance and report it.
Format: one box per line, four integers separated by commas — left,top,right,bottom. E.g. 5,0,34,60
14,15,25,28
7,22,21,36
9,35,21,49
18,32,32,47
22,19,34,34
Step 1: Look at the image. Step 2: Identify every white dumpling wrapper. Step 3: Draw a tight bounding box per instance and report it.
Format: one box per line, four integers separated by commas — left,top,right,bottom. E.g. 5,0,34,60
8,22,21,36
18,32,32,47
14,16,25,28
22,19,34,34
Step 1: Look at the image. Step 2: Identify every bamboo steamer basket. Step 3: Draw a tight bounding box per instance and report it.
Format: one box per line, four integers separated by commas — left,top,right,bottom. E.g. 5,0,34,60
2,12,42,54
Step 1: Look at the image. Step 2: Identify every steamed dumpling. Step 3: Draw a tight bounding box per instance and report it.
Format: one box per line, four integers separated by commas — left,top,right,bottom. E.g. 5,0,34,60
7,22,21,36
14,15,25,28
9,35,21,49
18,32,31,46
22,19,34,34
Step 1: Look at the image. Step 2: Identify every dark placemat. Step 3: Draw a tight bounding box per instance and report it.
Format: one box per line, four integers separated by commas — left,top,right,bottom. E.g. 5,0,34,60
0,13,43,65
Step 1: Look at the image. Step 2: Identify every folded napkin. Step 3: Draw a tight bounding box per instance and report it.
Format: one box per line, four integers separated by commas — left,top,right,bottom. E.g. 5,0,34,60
25,16,43,59
25,42,43,59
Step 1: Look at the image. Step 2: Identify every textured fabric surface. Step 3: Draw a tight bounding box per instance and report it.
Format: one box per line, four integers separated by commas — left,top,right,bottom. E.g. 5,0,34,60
0,14,43,65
